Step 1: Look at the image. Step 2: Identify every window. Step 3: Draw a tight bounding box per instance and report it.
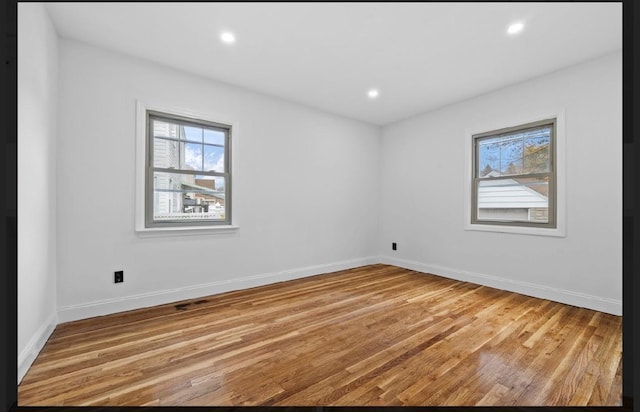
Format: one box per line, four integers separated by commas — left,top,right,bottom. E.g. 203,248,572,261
145,110,232,228
471,118,556,228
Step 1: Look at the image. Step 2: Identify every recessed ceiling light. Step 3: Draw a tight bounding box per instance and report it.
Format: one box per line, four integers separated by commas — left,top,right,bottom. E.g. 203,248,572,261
507,22,524,35
367,89,379,99
220,32,236,44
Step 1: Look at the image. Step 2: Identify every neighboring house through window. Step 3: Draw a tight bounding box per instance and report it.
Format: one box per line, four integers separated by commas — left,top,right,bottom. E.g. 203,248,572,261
471,118,556,228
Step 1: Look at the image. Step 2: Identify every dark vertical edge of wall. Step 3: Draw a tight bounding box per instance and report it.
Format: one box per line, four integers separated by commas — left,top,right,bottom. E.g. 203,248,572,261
3,220,16,412
1,0,17,410
623,0,638,410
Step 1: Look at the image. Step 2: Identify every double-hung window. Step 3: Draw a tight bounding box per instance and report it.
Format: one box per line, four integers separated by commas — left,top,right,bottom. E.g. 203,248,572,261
146,110,232,228
472,118,556,228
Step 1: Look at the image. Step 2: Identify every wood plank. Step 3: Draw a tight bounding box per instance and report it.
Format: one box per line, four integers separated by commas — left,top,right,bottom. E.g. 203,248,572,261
18,264,622,406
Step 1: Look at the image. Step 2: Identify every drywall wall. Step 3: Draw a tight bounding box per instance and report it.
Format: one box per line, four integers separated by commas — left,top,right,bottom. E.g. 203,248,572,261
17,3,59,382
379,51,622,315
55,39,380,321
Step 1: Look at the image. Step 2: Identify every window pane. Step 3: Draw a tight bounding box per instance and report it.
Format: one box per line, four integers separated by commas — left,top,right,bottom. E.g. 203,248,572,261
183,125,202,142
153,120,179,138
183,142,203,171
499,138,523,176
204,144,225,172
478,140,501,177
153,138,180,169
153,172,226,221
523,129,551,173
477,125,552,177
477,177,549,223
204,129,225,145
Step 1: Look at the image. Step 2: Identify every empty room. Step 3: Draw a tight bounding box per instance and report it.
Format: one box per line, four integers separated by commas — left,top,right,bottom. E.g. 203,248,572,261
17,2,623,407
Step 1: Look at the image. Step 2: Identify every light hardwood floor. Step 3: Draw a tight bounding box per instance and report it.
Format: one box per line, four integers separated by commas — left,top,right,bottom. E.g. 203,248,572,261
18,264,622,406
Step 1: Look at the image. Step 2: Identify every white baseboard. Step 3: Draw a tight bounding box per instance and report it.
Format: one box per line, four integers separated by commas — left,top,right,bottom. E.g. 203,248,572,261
380,256,621,316
18,312,58,384
57,256,379,323
57,253,620,325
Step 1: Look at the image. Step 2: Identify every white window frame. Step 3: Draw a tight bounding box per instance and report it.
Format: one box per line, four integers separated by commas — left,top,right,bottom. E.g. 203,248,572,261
464,110,566,237
135,100,239,235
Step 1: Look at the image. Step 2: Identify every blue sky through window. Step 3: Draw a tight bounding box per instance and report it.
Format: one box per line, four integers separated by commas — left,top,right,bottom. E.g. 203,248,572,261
478,127,550,177
180,125,226,174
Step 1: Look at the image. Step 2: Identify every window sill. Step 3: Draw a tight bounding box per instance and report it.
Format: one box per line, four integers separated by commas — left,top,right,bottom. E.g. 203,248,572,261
464,223,565,237
135,225,239,237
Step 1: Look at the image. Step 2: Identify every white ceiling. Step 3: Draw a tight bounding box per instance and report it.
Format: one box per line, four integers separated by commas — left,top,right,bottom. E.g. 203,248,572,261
44,2,621,126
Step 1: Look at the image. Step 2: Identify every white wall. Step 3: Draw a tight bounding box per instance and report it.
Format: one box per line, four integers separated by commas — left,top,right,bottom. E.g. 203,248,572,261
379,51,622,315
17,3,59,382
56,39,381,322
